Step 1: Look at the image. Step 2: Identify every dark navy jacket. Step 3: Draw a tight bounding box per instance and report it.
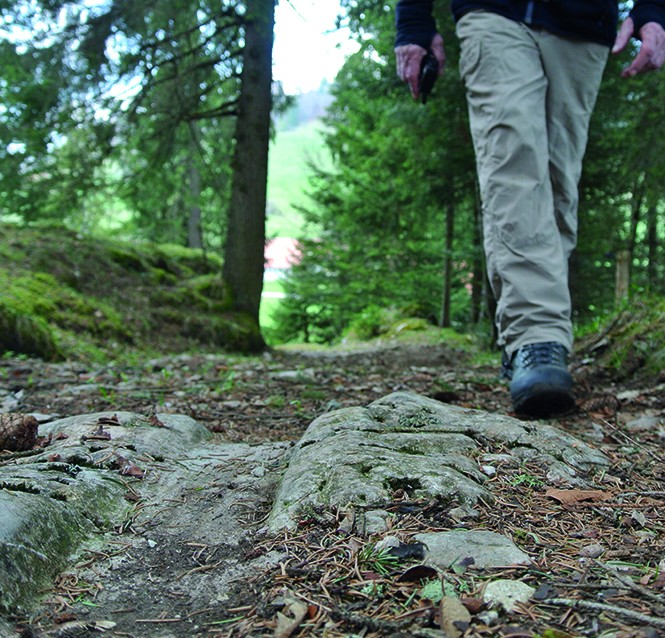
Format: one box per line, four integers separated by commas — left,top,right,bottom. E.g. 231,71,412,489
395,0,665,49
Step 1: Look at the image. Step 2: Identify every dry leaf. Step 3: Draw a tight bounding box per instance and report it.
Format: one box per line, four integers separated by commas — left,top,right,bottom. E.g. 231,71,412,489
274,596,308,638
149,414,166,428
120,463,146,479
439,596,471,638
545,488,612,505
397,564,438,583
460,596,484,614
86,424,112,441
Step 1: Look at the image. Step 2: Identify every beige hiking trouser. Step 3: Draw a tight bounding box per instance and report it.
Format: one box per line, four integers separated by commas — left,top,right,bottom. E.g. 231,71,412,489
456,11,609,358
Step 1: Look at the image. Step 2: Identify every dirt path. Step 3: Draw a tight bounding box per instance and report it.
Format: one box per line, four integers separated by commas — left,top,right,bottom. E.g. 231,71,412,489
1,340,664,637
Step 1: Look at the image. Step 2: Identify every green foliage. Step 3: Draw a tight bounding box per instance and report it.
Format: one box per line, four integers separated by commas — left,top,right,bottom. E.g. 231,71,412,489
346,305,396,341
270,1,665,345
0,0,249,247
271,4,482,344
358,544,401,576
345,306,429,341
3,271,131,338
3,0,665,338
0,299,62,361
574,41,665,317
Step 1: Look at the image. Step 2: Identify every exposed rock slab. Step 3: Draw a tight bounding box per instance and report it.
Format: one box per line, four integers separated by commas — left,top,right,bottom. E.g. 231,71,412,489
268,392,608,531
0,411,291,618
1,391,610,635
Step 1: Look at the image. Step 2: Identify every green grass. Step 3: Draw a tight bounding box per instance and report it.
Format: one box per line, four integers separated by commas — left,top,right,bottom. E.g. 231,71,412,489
260,278,285,334
262,279,285,294
267,120,331,238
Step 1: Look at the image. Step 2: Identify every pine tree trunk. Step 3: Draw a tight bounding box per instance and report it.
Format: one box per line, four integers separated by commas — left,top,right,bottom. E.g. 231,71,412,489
646,203,658,289
471,192,484,324
615,249,631,304
187,129,203,249
222,0,274,339
440,201,454,327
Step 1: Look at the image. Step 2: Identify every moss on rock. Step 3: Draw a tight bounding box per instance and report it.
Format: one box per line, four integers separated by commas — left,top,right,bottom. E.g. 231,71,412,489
0,468,128,614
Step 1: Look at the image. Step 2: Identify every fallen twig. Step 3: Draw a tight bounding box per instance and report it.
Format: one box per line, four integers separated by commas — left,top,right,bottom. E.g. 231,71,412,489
542,597,665,628
592,559,665,607
601,419,664,463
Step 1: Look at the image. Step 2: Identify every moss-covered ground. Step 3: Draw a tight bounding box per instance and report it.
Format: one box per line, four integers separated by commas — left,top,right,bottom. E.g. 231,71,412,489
0,224,263,361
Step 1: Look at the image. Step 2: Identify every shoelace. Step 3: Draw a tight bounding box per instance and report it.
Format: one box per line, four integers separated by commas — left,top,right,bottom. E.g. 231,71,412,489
515,342,568,370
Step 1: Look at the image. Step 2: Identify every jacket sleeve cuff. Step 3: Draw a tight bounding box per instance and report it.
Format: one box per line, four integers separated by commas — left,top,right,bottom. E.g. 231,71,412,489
630,1,665,34
395,0,438,49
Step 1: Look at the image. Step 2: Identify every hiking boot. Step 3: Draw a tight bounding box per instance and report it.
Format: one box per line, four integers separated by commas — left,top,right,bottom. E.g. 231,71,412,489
507,342,575,418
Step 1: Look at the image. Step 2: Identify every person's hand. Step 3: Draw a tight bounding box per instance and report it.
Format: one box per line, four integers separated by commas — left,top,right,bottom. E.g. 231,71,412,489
612,17,665,77
395,33,445,99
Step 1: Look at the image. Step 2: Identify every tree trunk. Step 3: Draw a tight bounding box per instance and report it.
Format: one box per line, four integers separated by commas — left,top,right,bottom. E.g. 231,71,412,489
615,249,631,304
440,200,454,327
646,203,658,290
187,128,203,249
471,190,484,324
614,176,644,305
222,0,275,338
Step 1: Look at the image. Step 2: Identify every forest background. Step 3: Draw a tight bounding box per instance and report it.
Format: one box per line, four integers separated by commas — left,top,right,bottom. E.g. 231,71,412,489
1,0,664,357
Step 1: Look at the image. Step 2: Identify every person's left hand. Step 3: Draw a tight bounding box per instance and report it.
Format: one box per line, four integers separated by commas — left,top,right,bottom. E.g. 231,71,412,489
612,17,665,77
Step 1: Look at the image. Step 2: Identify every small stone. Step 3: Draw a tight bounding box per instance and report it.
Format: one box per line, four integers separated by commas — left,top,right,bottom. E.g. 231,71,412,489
616,390,641,402
440,596,471,638
251,466,266,478
625,415,661,432
477,609,499,626
271,369,316,381
363,509,390,534
579,543,605,558
482,579,535,612
587,423,605,442
480,453,515,464
449,506,480,521
634,530,657,544
630,510,647,528
416,530,532,569
481,465,497,477
375,536,401,552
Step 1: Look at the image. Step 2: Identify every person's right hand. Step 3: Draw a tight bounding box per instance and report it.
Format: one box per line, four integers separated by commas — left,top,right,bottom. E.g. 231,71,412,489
612,18,665,77
395,33,446,100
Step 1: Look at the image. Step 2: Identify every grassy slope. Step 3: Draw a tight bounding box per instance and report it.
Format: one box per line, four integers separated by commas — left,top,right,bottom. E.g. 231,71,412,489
263,119,331,333
266,120,331,238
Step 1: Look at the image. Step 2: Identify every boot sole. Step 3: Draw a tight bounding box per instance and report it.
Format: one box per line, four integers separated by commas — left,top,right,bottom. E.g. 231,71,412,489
512,384,575,418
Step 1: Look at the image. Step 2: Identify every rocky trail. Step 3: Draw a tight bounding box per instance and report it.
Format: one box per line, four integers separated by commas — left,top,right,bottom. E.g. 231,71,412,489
0,339,664,638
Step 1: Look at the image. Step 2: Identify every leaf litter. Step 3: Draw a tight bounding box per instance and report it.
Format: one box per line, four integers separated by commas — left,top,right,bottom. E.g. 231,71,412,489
1,337,664,637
